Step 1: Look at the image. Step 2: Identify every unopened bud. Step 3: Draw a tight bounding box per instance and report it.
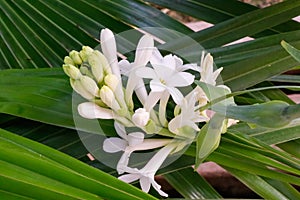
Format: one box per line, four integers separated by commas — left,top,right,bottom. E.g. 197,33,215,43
80,76,100,97
64,56,75,65
69,50,82,65
63,64,82,80
100,85,120,111
80,46,93,62
132,108,150,127
88,51,109,83
70,79,94,100
79,66,93,78
144,119,159,134
104,74,119,91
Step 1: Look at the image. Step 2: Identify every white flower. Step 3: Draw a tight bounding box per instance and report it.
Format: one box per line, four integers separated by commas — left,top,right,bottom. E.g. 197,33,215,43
118,143,176,197
169,92,208,134
119,34,154,106
103,122,170,174
151,48,200,72
136,51,194,106
132,108,150,127
200,52,223,86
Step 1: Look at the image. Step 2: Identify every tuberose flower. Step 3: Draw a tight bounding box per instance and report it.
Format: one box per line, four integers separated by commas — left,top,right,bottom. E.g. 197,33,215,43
169,92,208,134
136,50,195,108
103,122,171,174
118,143,176,197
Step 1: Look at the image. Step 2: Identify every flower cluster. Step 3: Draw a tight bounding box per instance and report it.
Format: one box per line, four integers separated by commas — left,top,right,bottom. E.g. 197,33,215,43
63,28,235,197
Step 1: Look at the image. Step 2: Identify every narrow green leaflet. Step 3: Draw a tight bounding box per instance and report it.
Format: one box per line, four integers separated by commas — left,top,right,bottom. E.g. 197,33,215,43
225,167,299,200
163,167,221,199
0,128,157,200
146,0,300,36
163,0,300,49
229,122,300,145
282,40,300,63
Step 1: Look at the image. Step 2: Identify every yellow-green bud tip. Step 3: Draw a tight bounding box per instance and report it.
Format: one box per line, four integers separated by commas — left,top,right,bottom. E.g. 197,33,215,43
80,46,94,62
63,64,82,80
69,50,82,65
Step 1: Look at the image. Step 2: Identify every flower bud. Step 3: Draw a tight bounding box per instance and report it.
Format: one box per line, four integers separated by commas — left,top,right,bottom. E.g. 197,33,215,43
79,66,93,77
104,74,119,91
80,76,100,97
88,50,109,83
132,108,150,127
63,64,82,80
64,56,75,65
69,50,82,65
80,46,93,62
70,79,94,100
100,85,120,111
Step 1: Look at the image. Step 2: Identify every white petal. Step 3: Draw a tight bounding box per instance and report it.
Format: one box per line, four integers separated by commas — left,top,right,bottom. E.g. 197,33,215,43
103,138,127,153
119,59,131,76
167,87,184,105
150,48,163,66
182,63,200,72
134,79,148,105
162,54,176,70
144,91,162,111
167,72,194,87
143,144,175,172
135,35,154,66
117,151,132,174
113,122,127,139
136,67,157,79
118,173,140,183
151,63,174,81
127,132,144,146
140,176,151,193
100,29,120,78
133,139,171,151
78,102,114,119
174,55,183,70
150,80,165,92
168,115,181,134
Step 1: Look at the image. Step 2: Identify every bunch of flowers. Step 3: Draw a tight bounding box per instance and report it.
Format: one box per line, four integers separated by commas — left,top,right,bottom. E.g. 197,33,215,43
63,28,236,197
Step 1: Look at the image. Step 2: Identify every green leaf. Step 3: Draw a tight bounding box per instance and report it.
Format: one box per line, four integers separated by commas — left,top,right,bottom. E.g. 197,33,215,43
281,40,300,63
163,167,221,199
146,0,300,37
0,128,157,200
269,74,300,84
229,122,300,145
163,0,300,49
277,140,300,158
225,167,294,200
